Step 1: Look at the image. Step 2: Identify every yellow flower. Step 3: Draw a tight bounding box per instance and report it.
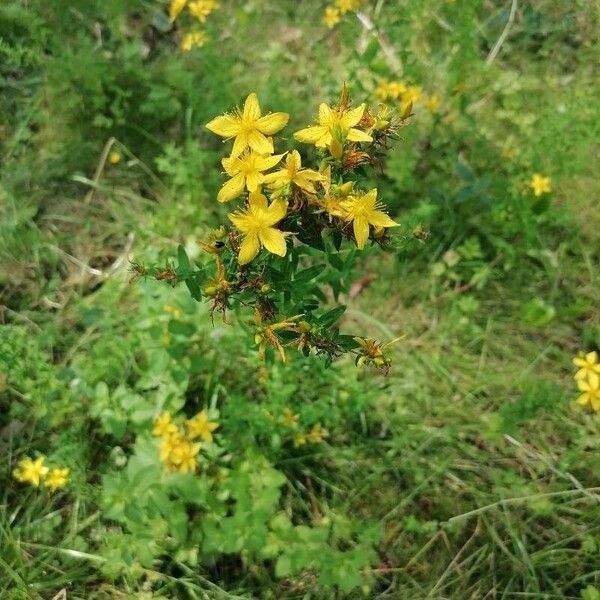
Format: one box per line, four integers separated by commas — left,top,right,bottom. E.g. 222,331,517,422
295,102,372,151
335,0,361,13
387,81,406,99
172,440,202,473
425,94,442,113
281,407,299,427
228,192,289,264
181,30,207,51
307,423,326,443
323,7,341,28
576,378,600,412
44,467,70,492
294,432,307,447
573,351,600,388
109,151,121,164
188,0,219,22
403,85,423,104
13,456,49,487
218,151,284,202
263,150,323,193
169,0,188,21
153,411,178,437
206,93,289,158
530,174,551,197
186,409,219,442
160,432,185,465
340,189,398,249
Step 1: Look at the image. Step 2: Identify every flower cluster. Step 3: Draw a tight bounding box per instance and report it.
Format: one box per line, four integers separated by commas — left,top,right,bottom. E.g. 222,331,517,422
153,409,219,473
145,85,407,368
573,351,600,412
375,79,442,115
169,0,219,51
322,0,364,29
13,455,70,492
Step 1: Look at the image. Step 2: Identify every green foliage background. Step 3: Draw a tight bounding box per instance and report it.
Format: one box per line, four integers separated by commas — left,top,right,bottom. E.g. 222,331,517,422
1,0,599,598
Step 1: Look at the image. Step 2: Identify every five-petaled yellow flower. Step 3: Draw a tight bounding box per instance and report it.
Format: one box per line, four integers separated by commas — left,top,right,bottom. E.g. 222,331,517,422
172,440,202,473
336,0,362,14
573,351,600,388
340,189,398,249
218,151,284,203
228,192,289,264
323,7,341,28
153,411,178,437
206,93,289,158
44,467,70,492
294,102,372,150
530,174,551,197
186,410,219,442
307,423,326,443
576,379,600,412
13,456,49,487
263,150,323,193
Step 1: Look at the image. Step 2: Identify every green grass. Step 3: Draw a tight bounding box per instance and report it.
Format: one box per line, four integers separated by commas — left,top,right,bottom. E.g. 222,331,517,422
2,0,600,598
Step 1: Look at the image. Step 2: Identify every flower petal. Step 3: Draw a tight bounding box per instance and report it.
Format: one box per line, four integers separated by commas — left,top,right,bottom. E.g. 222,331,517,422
318,103,335,126
256,153,285,171
368,210,399,228
586,351,598,364
228,210,250,232
218,173,245,203
222,155,240,176
293,173,317,192
265,199,288,224
288,150,302,171
341,104,365,128
248,191,268,212
256,112,289,135
245,171,263,192
259,228,287,257
231,133,249,158
238,233,260,265
347,128,373,143
294,125,328,144
206,114,241,138
577,392,589,405
247,130,274,154
353,216,370,249
243,92,261,121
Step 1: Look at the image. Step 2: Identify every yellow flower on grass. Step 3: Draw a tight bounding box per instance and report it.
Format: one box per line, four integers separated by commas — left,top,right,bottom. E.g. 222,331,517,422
228,192,289,264
206,93,289,158
387,81,406,99
172,440,201,473
294,102,372,150
44,468,70,492
294,432,307,447
159,432,185,464
13,457,49,487
189,0,219,22
573,351,600,388
530,174,551,197
425,94,442,113
181,30,207,51
576,379,600,412
186,409,219,442
263,150,323,193
323,7,341,28
109,151,121,165
153,411,178,437
340,189,399,249
169,0,188,21
218,151,284,202
307,423,326,443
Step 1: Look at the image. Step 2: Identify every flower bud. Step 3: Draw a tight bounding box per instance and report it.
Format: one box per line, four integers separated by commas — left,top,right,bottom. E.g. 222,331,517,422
203,286,218,297
260,283,271,294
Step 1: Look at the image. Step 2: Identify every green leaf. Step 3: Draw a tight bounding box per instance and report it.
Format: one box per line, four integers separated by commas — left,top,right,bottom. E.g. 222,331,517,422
318,305,347,328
